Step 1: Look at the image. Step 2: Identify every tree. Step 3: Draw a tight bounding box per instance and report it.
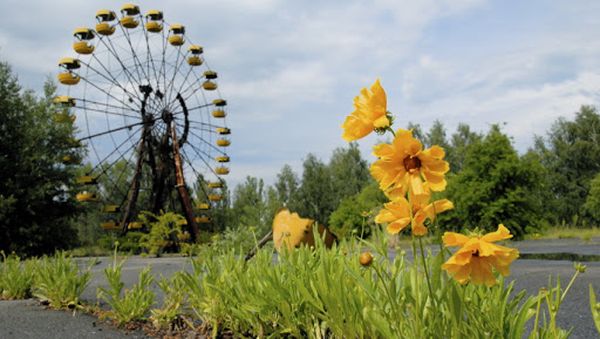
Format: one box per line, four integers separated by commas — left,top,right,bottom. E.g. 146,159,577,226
328,143,370,205
273,164,300,210
231,176,269,232
534,106,600,225
407,122,425,141
447,123,481,173
439,125,545,238
0,63,82,255
328,181,386,239
583,172,600,224
296,154,335,224
424,120,450,149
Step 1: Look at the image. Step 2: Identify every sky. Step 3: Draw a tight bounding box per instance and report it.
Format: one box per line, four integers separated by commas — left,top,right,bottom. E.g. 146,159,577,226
1,0,599,189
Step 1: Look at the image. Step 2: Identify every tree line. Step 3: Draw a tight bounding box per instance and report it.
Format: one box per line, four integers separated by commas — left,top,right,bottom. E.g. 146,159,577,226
2,59,600,255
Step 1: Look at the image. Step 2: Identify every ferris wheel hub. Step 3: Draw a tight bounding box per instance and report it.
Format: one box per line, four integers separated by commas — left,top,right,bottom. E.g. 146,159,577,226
161,109,174,124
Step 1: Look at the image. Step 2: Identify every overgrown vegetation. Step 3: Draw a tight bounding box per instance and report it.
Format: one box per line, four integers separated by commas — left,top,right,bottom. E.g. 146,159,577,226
97,250,155,325
0,251,36,299
32,252,91,309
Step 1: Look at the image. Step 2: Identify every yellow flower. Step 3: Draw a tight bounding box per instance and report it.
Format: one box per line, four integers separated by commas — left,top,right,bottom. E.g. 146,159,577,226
342,79,389,141
441,224,519,286
370,129,449,196
375,192,453,236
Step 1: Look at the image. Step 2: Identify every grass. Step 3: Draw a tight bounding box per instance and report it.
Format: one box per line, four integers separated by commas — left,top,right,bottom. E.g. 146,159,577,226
67,245,112,257
526,226,600,241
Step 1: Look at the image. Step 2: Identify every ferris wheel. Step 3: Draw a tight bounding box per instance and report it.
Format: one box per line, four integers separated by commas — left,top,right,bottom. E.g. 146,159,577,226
54,4,231,241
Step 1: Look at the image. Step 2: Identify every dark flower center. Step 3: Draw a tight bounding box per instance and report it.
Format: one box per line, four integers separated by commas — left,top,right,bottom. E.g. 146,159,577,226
472,250,480,257
403,156,421,172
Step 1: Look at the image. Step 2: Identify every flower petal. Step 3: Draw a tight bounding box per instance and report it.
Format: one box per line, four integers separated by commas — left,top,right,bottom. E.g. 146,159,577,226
481,224,513,243
342,115,372,141
387,219,410,234
442,232,470,247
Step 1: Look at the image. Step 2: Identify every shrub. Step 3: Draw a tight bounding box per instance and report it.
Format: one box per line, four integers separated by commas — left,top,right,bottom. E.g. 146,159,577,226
439,125,546,238
328,181,386,239
139,211,187,256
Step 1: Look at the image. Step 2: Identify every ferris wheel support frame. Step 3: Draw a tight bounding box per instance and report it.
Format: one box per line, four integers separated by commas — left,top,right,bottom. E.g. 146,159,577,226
171,121,199,242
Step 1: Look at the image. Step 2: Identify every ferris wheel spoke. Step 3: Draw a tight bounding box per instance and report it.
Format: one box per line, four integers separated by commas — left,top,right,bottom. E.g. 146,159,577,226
119,21,150,83
87,125,144,174
157,29,168,95
97,35,144,95
176,122,215,135
171,102,212,115
185,141,226,179
167,66,194,108
75,76,140,113
92,146,135,204
79,104,140,120
164,48,182,105
75,98,141,115
164,47,189,106
187,128,227,157
186,119,225,129
78,120,147,141
83,57,141,105
141,21,161,95
179,148,213,199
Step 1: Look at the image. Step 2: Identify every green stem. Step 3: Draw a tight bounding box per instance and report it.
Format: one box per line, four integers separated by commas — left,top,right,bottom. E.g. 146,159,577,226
560,270,580,305
373,264,401,323
532,291,543,338
419,236,437,308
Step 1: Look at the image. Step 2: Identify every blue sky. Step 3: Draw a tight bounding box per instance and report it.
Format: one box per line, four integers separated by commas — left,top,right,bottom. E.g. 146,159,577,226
1,0,599,188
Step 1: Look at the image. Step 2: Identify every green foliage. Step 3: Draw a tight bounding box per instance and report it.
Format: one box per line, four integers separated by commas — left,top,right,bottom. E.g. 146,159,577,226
33,252,91,309
150,272,187,330
139,211,187,256
329,143,371,202
584,172,600,224
440,125,545,238
175,230,569,338
97,231,143,255
530,267,586,339
72,161,136,247
194,174,232,232
535,106,600,225
328,181,386,239
0,62,82,255
295,153,336,223
231,176,270,233
0,251,36,299
590,285,600,335
295,144,371,225
447,123,482,173
97,253,155,325
273,164,300,209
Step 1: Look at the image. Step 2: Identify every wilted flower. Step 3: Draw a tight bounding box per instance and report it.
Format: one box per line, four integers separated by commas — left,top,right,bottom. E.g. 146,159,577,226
442,224,519,286
342,79,390,142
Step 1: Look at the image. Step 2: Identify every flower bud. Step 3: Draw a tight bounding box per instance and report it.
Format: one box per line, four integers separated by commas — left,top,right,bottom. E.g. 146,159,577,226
574,262,587,273
360,252,373,267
